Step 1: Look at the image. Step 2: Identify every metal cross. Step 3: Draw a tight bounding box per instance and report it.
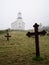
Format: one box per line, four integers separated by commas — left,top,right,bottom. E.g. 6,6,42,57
26,23,46,57
5,30,11,41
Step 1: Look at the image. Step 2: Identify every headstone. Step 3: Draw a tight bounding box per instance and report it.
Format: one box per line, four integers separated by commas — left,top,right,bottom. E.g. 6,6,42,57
5,30,11,41
26,23,46,57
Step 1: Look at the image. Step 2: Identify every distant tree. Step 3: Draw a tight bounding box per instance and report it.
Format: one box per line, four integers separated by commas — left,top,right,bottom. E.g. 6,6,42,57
42,26,49,32
39,23,42,31
39,23,42,28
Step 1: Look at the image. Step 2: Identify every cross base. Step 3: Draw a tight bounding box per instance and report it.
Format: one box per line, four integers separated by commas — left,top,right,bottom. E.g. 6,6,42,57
33,56,43,61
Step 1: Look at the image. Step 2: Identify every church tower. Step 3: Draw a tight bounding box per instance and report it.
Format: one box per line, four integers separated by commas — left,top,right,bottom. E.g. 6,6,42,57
11,12,25,30
17,12,22,19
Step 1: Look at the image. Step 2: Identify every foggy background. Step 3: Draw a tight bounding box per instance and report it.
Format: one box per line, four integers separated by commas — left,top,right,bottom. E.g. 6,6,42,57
0,0,49,30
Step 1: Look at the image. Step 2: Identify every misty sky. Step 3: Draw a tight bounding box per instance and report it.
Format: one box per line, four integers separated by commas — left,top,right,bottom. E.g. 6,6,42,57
0,0,49,30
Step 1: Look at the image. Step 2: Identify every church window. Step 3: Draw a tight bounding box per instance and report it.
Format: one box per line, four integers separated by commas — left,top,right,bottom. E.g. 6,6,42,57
19,23,21,24
19,26,21,28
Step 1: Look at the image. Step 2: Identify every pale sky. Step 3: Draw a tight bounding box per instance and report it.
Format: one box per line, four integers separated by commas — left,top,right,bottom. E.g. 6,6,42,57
0,0,49,30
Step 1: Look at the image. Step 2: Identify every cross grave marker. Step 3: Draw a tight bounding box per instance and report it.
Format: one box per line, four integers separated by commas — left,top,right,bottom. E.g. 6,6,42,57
26,23,46,57
5,30,11,41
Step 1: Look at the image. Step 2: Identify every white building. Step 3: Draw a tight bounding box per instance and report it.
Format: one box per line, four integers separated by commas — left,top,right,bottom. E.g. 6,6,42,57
11,12,25,30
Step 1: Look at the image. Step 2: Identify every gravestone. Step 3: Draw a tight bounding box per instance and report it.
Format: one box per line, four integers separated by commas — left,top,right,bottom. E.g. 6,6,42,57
26,23,46,58
5,30,11,41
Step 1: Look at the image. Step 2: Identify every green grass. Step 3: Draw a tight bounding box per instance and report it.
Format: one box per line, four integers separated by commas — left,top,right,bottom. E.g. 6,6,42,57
0,30,6,34
0,31,49,65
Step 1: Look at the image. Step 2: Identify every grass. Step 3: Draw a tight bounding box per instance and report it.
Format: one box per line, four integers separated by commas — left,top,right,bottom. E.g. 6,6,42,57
0,31,49,65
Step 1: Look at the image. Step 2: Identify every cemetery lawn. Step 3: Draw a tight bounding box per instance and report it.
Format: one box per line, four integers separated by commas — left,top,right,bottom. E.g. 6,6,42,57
0,31,49,65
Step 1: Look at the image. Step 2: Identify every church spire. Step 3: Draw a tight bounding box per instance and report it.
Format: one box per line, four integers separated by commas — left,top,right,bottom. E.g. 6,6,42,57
17,12,22,19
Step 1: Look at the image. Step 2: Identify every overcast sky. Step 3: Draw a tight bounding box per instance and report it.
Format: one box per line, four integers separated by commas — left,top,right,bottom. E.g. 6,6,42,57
0,0,49,30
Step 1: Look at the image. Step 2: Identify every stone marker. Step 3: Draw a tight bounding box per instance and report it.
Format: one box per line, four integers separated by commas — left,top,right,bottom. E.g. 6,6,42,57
5,30,11,41
26,23,46,57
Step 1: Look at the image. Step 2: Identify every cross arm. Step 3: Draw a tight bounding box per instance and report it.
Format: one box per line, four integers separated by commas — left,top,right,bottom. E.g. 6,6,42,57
38,30,46,35
26,32,35,37
5,35,11,37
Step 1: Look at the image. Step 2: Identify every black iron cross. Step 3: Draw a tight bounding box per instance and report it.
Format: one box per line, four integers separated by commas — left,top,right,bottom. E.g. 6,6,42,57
26,23,46,57
5,30,11,41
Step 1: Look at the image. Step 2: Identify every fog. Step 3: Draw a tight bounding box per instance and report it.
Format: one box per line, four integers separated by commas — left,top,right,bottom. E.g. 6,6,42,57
0,0,49,30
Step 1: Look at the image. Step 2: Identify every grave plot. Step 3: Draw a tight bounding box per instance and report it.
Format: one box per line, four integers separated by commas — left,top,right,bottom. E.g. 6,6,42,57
0,24,49,65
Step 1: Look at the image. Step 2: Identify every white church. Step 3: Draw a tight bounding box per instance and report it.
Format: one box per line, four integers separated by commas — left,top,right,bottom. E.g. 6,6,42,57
11,12,25,30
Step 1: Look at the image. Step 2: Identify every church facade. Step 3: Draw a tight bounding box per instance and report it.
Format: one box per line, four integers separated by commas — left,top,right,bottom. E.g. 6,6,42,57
11,12,25,30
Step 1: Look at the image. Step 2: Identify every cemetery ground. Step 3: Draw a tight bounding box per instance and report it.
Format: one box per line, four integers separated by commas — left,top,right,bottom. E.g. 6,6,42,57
0,31,49,65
